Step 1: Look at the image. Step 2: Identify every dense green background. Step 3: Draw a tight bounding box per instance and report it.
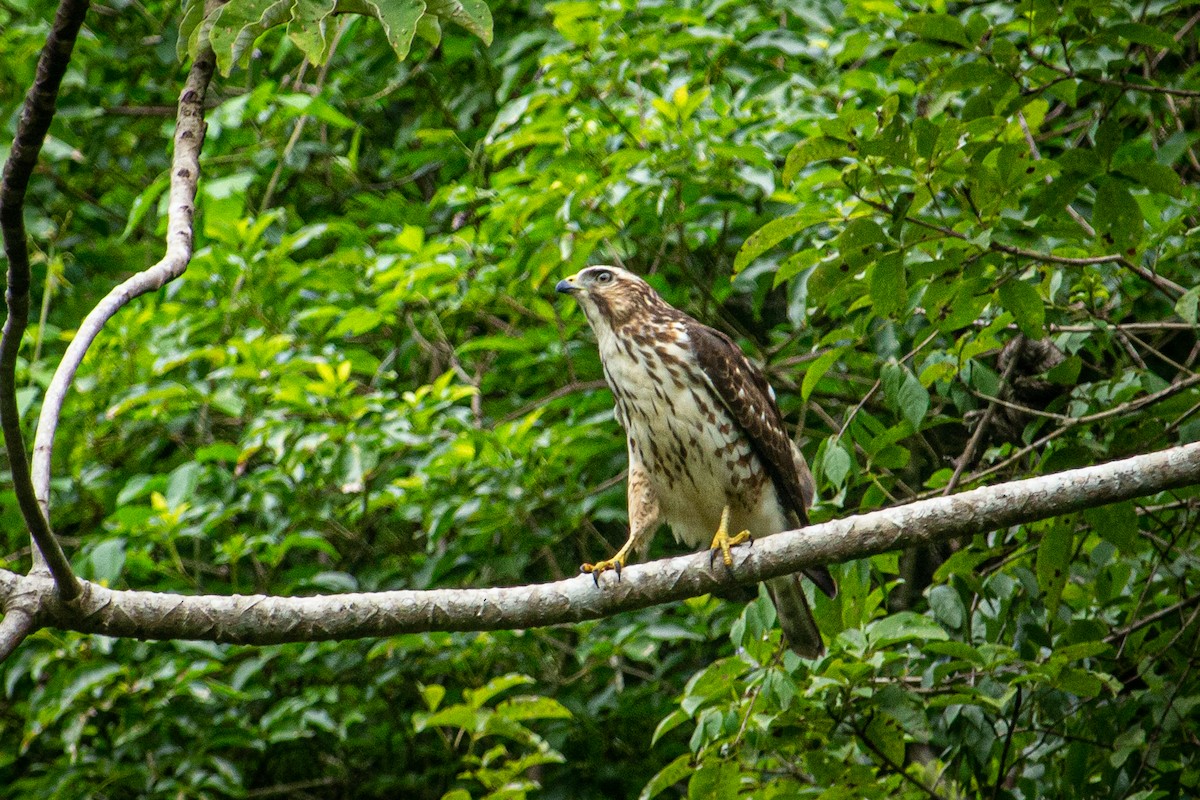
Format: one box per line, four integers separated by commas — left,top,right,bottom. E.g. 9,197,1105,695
2,0,1199,797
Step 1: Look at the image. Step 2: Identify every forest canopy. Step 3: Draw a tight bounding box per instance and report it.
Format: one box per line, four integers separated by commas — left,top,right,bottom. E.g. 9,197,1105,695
1,0,1198,798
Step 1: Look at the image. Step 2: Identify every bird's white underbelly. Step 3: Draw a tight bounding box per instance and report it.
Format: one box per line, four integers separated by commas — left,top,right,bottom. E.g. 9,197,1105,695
599,332,786,549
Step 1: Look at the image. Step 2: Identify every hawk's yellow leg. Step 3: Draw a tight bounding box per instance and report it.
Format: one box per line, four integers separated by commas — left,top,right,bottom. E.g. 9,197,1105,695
581,539,637,581
710,505,752,567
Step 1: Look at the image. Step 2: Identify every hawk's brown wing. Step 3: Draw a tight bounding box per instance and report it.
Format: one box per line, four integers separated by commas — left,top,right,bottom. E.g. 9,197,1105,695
688,322,836,598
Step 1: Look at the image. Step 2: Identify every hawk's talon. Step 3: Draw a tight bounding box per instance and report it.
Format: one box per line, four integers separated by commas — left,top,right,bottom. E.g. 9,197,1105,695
580,554,627,583
709,505,752,568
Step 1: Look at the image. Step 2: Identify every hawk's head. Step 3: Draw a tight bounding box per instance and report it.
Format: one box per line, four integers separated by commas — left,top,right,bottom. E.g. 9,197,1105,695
555,266,662,330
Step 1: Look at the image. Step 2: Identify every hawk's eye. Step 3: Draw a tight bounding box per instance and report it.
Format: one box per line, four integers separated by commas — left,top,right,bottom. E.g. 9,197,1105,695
594,270,613,285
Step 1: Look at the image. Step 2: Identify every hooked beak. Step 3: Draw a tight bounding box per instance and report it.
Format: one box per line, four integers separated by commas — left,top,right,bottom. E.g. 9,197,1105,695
555,275,580,294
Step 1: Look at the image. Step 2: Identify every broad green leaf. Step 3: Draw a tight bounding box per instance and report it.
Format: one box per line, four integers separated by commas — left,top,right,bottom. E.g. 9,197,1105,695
1116,162,1183,198
288,0,338,63
411,704,480,732
869,253,906,317
1109,22,1180,53
650,709,690,748
1092,178,1143,252
928,584,965,629
426,0,493,44
1037,523,1073,616
782,137,854,182
120,174,169,242
1176,286,1200,325
688,760,739,800
835,218,887,269
1084,502,1137,554
733,209,828,273
997,279,1044,339
209,0,293,74
882,362,929,430
640,753,693,800
821,440,852,488
465,673,534,708
177,0,206,61
868,612,949,646
362,0,427,61
900,13,971,48
496,696,573,722
802,346,845,400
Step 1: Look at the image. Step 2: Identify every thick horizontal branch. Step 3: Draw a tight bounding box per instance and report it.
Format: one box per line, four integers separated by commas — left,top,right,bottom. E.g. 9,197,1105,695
3,441,1198,645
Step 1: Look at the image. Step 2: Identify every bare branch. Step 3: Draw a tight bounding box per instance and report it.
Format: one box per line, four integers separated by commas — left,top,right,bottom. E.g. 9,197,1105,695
30,45,217,517
0,0,91,601
0,609,36,662
1,441,1196,646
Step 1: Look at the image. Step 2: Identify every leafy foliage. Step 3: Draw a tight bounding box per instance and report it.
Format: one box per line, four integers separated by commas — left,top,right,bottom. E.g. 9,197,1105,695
2,0,1199,797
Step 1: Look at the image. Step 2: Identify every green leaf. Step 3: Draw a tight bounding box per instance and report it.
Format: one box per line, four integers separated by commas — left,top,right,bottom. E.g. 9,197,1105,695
821,440,852,488
362,0,427,61
177,0,207,62
288,0,338,63
928,584,965,629
998,280,1045,339
864,714,906,767
89,538,127,585
1115,162,1183,198
209,0,294,74
782,137,854,182
496,696,573,722
412,704,480,732
688,760,739,800
900,13,971,48
640,753,693,800
802,346,845,401
733,209,827,273
1037,523,1073,616
869,253,906,317
1093,178,1143,252
868,612,949,646
882,362,929,430
1109,22,1180,53
1084,502,1137,554
835,218,887,269
464,673,534,708
651,709,690,748
1176,286,1200,325
425,0,493,44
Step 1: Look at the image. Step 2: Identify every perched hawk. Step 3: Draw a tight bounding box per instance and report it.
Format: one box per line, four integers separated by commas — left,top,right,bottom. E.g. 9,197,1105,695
556,266,837,657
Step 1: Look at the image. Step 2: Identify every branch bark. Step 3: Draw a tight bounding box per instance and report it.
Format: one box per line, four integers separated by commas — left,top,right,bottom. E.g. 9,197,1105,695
30,39,216,515
2,440,1197,646
0,0,91,601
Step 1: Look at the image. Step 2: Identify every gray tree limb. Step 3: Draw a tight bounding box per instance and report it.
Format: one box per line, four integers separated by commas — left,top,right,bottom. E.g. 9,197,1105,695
2,440,1197,647
31,37,217,517
0,0,91,601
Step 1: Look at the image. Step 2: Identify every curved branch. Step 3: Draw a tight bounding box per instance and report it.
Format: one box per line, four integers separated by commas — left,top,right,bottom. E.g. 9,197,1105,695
30,44,216,514
0,0,92,600
2,441,1196,645
0,609,36,662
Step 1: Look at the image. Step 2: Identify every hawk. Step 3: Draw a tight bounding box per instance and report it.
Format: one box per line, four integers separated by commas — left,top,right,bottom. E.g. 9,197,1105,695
556,265,837,657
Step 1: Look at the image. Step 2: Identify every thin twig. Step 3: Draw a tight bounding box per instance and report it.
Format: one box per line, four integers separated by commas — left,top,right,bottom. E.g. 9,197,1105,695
0,0,92,600
944,342,1022,495
30,30,217,517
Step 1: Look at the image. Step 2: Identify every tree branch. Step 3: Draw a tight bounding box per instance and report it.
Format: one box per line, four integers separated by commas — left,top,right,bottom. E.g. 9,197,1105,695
0,441,1196,646
0,0,91,600
0,609,36,662
30,41,216,516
